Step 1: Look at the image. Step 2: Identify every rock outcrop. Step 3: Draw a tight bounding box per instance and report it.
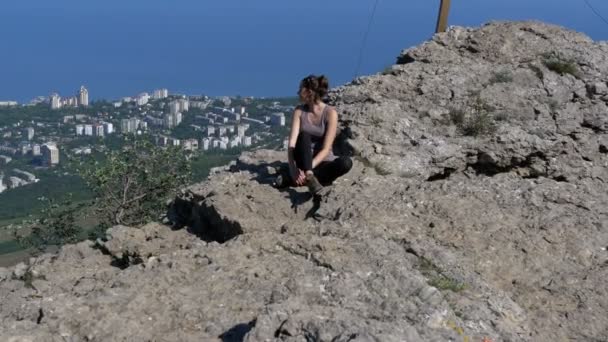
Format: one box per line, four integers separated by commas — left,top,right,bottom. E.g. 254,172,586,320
1,21,607,341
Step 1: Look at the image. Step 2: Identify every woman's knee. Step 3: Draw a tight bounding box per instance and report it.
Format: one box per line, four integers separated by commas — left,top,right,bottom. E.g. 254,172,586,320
337,156,353,174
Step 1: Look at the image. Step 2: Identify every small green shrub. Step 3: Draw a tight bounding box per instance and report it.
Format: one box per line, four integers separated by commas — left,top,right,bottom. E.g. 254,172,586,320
448,108,466,126
542,53,579,78
429,275,467,292
447,98,496,137
459,110,496,137
489,70,513,84
417,257,467,293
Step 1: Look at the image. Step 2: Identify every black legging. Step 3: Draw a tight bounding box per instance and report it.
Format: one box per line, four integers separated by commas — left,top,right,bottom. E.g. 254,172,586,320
294,132,352,185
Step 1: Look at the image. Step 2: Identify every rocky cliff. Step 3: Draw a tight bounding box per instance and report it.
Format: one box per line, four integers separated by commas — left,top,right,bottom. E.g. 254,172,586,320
1,21,607,341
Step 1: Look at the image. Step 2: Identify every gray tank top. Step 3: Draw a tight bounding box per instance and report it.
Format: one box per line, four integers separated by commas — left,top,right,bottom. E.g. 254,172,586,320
300,104,336,161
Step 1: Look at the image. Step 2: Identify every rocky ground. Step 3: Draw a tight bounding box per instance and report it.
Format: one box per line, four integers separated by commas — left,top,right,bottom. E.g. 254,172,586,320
1,21,607,341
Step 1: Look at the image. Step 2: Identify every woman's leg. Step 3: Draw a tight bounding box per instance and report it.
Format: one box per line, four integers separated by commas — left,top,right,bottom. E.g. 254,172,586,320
314,156,353,185
294,132,313,172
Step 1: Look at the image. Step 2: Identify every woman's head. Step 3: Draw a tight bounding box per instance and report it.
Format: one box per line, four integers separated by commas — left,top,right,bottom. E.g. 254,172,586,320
298,75,329,104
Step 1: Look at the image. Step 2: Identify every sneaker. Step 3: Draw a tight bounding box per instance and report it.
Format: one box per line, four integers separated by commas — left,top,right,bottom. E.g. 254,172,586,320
305,173,323,194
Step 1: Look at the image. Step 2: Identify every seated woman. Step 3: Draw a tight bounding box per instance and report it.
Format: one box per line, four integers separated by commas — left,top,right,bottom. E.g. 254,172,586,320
278,75,352,194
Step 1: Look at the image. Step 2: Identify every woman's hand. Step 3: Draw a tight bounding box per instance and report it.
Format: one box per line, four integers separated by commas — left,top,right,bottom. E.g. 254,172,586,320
295,169,306,186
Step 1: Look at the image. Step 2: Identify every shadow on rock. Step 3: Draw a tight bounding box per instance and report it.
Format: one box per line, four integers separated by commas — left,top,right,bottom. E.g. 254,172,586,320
219,320,256,342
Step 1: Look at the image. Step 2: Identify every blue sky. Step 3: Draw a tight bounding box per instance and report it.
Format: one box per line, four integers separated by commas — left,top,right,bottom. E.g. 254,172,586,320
1,0,607,102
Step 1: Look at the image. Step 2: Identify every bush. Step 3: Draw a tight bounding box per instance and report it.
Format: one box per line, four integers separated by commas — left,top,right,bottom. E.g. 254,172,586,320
489,70,513,84
79,138,192,228
542,53,579,78
448,97,496,137
11,138,194,255
12,196,82,254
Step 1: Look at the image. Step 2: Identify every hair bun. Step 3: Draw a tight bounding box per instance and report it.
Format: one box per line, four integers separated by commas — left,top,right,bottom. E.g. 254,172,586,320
316,75,329,98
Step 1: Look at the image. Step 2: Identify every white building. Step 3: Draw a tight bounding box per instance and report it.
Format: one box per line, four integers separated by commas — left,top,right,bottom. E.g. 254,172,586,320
237,125,247,137
219,141,227,150
243,136,252,147
121,118,140,134
136,93,150,106
78,86,89,107
0,155,12,165
164,112,182,128
76,124,85,136
201,138,210,151
217,126,227,137
168,101,180,114
178,99,189,112
50,93,62,109
270,112,286,126
84,124,94,136
32,144,41,156
13,169,38,183
24,127,35,140
207,125,215,137
94,124,104,137
42,143,60,166
182,139,198,151
0,101,18,107
103,122,114,134
152,89,169,99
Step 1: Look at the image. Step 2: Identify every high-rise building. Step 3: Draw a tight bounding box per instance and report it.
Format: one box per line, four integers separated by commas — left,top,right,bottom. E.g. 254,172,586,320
19,142,31,155
136,93,150,106
163,113,182,128
50,93,62,109
103,122,114,134
121,118,140,134
217,126,227,137
152,89,169,99
31,145,41,156
270,112,286,126
243,136,252,147
94,124,104,137
237,125,247,137
84,124,94,136
201,138,210,151
41,143,60,166
76,124,85,136
23,127,35,140
78,86,89,107
168,101,180,114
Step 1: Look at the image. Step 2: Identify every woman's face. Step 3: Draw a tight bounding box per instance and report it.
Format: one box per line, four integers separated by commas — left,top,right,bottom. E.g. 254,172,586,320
298,87,310,103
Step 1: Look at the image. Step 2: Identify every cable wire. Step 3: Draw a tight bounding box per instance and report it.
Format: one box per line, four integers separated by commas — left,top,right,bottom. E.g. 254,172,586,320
583,0,608,26
353,0,381,79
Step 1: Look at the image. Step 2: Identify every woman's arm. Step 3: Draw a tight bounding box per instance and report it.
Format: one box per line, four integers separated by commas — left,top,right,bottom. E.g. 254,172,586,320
287,108,302,180
312,107,338,168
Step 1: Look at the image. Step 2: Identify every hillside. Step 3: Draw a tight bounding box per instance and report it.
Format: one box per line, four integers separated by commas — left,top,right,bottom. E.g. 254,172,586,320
1,21,607,341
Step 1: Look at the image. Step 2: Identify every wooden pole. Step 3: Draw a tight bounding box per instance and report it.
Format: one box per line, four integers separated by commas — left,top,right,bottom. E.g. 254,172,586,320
435,0,452,33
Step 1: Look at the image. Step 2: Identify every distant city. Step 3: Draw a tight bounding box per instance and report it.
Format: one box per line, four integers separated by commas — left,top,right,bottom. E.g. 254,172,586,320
0,87,293,194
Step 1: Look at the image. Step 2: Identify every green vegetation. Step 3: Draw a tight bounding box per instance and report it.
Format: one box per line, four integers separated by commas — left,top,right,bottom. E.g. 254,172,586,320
542,53,580,78
418,257,466,293
448,97,497,137
489,70,513,84
12,196,83,254
78,138,191,228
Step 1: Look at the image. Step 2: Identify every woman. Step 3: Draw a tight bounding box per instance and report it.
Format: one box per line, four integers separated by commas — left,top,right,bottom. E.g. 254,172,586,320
278,75,352,194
